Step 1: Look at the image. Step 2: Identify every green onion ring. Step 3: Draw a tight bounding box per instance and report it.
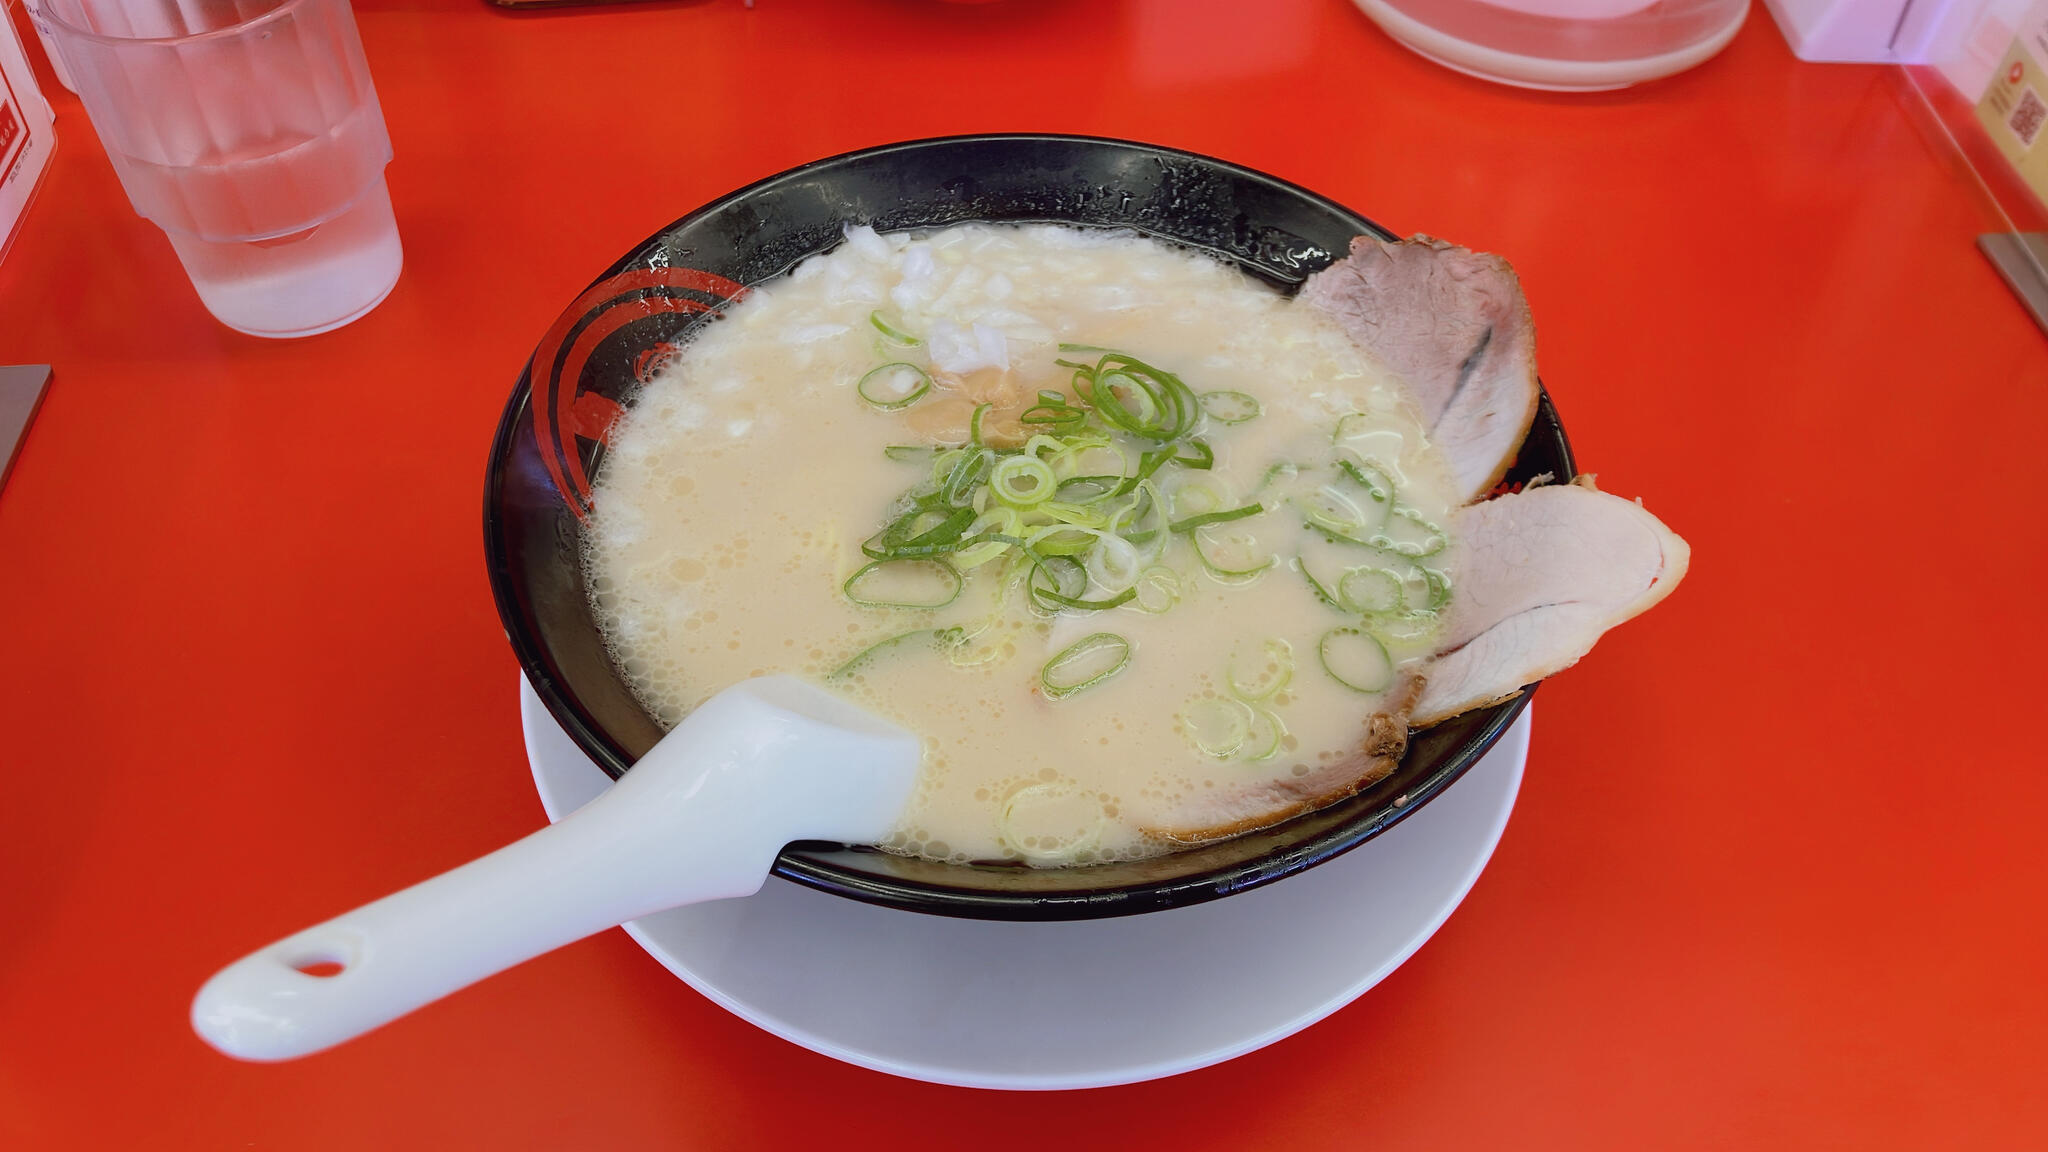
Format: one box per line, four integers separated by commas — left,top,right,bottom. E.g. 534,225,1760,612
856,362,932,410
1227,637,1294,702
1183,696,1254,758
843,558,964,610
1199,390,1262,424
1192,525,1274,581
1040,633,1133,699
1338,567,1405,615
1318,627,1395,693
869,311,922,347
1131,565,1182,614
990,455,1057,507
1243,705,1287,762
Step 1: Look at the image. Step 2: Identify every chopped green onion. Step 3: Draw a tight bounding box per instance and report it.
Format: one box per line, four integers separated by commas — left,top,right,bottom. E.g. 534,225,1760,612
1069,349,1199,442
1199,390,1262,424
1056,475,1122,503
1318,627,1395,693
1113,446,1177,496
1106,482,1168,550
1253,461,1300,499
1174,438,1215,469
1170,482,1225,520
1169,502,1263,535
1243,705,1287,762
1083,532,1144,592
1027,554,1139,611
862,504,976,560
950,532,1024,571
1420,566,1452,612
1333,417,1408,475
1367,506,1448,559
1337,457,1396,505
1033,583,1139,613
1022,433,1068,460
1040,633,1132,699
996,781,1105,864
869,311,922,347
1373,611,1444,646
1298,484,1391,542
1033,500,1110,529
843,558,963,609
883,444,938,462
1228,638,1294,702
1131,565,1182,613
1294,555,1344,611
1192,525,1274,581
857,362,932,410
1338,567,1405,615
1184,696,1253,758
950,508,1025,570
945,623,1016,667
989,455,1057,507
830,626,964,678
1025,522,1101,557
1332,411,1392,445
1020,391,1087,430
940,449,994,506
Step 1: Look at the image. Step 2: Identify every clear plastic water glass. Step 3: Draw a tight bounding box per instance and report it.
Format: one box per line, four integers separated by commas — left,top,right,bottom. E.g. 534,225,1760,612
32,0,402,337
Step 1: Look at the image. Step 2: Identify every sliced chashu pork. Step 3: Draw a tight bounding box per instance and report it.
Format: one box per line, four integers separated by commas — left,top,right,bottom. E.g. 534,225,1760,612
1300,234,1540,503
1412,477,1689,726
1145,236,1685,847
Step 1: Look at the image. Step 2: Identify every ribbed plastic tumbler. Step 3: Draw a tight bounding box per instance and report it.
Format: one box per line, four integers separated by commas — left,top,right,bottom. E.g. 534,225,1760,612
33,0,402,337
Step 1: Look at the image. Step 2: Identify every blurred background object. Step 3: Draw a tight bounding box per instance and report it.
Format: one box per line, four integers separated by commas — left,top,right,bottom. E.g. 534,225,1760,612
1348,0,1751,89
0,0,55,266
0,364,50,494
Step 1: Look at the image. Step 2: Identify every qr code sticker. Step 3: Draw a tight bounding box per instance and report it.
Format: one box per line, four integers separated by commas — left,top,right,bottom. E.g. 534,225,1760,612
2009,86,2048,148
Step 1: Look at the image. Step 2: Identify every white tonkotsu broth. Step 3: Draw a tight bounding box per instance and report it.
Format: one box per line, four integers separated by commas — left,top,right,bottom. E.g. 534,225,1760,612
585,224,1459,866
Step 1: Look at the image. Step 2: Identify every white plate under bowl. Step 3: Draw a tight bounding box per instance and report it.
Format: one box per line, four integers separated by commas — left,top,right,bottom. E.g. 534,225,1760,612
522,678,1529,1091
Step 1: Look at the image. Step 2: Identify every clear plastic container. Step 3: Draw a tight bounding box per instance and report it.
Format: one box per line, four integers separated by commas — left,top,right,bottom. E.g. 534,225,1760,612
31,0,402,337
1351,0,1752,90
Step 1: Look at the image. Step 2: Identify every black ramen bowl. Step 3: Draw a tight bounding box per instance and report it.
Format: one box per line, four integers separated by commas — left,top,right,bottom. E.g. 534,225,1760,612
484,134,1570,921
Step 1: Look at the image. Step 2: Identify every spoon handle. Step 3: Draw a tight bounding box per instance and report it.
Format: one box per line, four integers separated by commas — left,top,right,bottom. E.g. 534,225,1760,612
191,677,920,1061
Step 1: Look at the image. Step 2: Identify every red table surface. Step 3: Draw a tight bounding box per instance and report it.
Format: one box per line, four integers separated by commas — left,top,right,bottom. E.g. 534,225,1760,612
3,0,2044,1146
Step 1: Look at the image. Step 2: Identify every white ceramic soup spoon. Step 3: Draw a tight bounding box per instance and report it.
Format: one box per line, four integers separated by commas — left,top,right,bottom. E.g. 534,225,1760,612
191,676,922,1062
